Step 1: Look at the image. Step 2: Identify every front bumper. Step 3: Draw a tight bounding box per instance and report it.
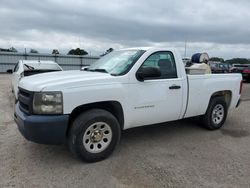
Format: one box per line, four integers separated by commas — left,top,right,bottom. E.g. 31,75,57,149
14,102,69,145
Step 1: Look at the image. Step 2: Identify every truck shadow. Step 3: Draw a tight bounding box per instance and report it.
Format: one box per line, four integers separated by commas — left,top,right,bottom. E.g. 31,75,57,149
25,118,204,164
220,128,250,138
121,118,204,143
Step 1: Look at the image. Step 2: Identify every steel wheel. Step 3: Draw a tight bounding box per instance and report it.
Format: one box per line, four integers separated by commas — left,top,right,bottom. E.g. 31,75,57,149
83,122,112,154
212,104,225,125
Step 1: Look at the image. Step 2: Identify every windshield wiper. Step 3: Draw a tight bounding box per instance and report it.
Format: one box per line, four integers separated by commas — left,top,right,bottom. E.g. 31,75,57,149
88,68,108,73
24,64,35,70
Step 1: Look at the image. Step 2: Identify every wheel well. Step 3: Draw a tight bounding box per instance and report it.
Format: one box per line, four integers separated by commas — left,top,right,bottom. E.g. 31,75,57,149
67,101,124,135
210,90,232,107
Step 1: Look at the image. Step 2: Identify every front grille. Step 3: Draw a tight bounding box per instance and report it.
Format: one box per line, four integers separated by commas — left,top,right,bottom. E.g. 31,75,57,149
18,88,33,115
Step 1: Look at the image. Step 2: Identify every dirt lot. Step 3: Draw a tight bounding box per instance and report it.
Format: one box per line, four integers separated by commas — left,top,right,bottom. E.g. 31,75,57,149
0,74,250,188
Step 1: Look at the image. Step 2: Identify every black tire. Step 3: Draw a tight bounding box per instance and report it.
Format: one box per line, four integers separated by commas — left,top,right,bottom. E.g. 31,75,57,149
68,109,121,162
201,97,228,130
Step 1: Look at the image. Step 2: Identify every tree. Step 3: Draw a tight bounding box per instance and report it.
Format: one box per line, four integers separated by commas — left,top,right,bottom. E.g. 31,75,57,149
67,48,88,55
52,49,60,54
0,47,18,52
209,57,224,62
30,49,39,53
9,47,18,52
225,58,250,65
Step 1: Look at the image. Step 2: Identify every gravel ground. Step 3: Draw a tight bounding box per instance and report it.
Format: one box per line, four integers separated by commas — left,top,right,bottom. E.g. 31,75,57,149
0,74,250,188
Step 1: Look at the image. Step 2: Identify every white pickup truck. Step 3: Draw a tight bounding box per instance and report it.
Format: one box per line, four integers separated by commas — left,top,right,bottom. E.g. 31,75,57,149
15,47,242,162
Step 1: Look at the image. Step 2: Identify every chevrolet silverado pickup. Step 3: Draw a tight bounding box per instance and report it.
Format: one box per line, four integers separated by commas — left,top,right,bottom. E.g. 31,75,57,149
14,47,242,162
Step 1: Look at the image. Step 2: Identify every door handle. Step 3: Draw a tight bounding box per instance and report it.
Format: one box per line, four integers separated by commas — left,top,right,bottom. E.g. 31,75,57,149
169,85,181,90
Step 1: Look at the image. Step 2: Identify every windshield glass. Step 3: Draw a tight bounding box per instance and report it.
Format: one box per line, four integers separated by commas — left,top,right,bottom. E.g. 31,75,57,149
87,50,145,75
210,63,218,68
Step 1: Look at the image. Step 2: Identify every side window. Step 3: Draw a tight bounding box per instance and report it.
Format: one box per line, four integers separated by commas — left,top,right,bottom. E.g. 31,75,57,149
141,51,177,79
13,62,19,72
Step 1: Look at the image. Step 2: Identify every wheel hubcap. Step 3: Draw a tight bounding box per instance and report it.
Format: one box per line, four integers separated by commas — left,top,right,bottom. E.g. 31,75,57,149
83,122,112,153
90,130,103,143
212,104,224,125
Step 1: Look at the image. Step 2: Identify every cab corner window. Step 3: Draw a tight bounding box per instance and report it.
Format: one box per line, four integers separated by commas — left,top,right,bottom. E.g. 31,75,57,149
141,51,177,79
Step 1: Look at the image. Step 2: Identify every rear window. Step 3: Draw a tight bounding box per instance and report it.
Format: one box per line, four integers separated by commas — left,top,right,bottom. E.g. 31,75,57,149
23,69,60,77
23,63,61,70
234,65,248,68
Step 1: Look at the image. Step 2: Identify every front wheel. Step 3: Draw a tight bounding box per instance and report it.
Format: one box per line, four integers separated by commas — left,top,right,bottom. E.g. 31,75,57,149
201,97,228,130
68,109,121,162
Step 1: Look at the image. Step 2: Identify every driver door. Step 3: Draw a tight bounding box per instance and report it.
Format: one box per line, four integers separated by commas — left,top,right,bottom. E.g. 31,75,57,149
127,51,184,128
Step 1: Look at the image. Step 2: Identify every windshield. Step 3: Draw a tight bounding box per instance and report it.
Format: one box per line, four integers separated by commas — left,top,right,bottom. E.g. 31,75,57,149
210,63,218,68
86,50,145,75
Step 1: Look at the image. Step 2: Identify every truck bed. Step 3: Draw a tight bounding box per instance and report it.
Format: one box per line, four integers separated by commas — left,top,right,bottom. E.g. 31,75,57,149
184,74,242,118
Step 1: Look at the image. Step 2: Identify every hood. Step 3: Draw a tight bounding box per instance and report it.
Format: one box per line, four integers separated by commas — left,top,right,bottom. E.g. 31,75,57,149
19,70,119,91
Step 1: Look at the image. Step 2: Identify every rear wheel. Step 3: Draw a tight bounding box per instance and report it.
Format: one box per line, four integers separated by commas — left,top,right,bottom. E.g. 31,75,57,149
201,97,228,130
68,109,121,162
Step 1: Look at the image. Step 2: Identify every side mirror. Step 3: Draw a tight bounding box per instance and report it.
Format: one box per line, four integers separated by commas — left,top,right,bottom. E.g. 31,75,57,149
81,66,90,70
136,67,161,81
6,69,13,74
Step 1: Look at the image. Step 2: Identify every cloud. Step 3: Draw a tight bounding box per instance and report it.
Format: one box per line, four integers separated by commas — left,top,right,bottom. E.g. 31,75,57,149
0,0,250,58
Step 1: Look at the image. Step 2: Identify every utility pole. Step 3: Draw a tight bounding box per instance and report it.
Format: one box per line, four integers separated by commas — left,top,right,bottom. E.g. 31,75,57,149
24,48,27,60
184,40,187,57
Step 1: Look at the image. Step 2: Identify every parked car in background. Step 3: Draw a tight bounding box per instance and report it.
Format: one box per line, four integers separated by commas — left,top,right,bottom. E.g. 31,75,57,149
231,64,250,73
231,64,247,73
7,60,62,100
208,62,229,73
232,64,250,82
231,64,250,82
222,62,232,72
242,65,250,82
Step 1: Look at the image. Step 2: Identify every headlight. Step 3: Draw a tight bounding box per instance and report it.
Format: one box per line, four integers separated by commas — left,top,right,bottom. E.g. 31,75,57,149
33,92,63,114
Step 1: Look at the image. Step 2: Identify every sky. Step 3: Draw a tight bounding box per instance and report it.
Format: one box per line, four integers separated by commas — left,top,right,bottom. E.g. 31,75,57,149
0,0,250,59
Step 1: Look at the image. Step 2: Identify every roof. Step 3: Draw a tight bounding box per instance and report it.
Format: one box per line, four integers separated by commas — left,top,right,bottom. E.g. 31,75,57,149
19,60,58,65
116,47,178,52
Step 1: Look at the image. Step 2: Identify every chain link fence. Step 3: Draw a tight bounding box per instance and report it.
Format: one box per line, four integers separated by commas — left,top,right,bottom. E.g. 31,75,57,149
0,52,100,72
